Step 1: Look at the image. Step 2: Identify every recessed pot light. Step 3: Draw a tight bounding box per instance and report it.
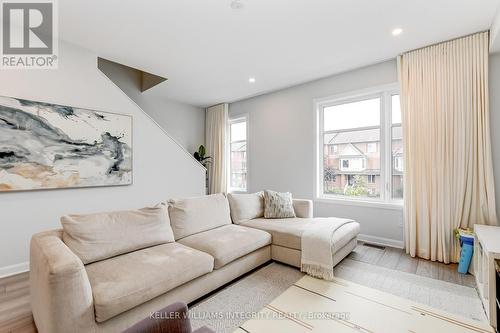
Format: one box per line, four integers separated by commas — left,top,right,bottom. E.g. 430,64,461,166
230,0,244,9
248,77,256,83
392,28,403,36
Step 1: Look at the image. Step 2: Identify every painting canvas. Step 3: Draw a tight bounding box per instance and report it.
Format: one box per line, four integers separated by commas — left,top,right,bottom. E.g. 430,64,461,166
0,96,132,192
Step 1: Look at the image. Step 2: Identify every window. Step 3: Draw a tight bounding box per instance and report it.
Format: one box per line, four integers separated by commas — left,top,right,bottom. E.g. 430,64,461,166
228,117,248,192
320,96,381,199
327,145,337,155
340,157,365,172
317,84,402,204
342,159,349,169
367,142,376,153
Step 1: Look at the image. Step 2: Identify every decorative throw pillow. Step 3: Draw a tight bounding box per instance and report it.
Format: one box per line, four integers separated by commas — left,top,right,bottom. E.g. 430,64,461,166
263,190,296,218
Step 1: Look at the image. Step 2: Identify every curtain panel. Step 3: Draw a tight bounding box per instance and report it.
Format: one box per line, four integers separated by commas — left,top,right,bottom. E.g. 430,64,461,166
205,103,228,194
398,31,497,263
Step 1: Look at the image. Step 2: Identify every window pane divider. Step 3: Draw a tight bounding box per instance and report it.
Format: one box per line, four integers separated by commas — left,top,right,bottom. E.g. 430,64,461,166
382,91,392,201
323,125,380,134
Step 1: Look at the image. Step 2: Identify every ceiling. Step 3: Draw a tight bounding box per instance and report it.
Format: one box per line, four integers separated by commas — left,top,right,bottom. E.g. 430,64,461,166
60,0,500,107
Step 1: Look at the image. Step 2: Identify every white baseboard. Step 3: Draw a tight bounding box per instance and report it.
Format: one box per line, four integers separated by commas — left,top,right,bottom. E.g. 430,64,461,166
0,262,29,278
358,234,404,249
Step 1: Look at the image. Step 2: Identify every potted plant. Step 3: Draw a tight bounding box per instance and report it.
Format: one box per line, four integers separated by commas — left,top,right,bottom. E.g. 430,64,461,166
193,145,211,168
194,145,211,194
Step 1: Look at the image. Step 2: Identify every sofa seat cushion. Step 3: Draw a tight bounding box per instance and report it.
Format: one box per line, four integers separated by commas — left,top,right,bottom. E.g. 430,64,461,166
177,225,271,269
241,218,360,250
85,243,214,322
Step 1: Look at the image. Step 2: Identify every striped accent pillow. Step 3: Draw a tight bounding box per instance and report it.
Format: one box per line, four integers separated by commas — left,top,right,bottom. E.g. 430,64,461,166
264,190,296,218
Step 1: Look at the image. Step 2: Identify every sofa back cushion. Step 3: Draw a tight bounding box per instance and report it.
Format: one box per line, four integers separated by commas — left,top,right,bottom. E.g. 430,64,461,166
61,205,174,264
168,193,232,240
227,192,265,224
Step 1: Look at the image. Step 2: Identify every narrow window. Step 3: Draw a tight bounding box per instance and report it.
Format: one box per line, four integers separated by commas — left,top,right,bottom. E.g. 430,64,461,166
228,117,247,192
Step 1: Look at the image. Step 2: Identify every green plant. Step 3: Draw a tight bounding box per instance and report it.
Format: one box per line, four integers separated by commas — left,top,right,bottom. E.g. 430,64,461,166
344,175,368,196
324,187,344,195
193,145,211,167
323,166,337,183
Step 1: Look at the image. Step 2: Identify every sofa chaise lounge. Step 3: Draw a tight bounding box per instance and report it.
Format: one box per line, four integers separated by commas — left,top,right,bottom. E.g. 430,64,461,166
30,192,360,333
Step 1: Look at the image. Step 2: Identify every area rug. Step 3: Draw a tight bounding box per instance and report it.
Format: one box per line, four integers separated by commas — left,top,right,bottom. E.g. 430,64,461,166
333,258,486,322
189,260,486,333
190,263,303,333
236,275,493,333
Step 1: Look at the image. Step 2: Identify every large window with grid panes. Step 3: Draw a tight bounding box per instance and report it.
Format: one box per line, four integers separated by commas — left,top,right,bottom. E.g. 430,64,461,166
316,84,403,205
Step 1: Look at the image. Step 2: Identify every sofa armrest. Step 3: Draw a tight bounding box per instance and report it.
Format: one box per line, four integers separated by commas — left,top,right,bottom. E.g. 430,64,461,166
30,230,95,333
292,199,313,218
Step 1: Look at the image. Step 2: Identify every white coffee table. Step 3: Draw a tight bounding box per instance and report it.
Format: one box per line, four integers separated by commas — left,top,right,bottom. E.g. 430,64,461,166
235,275,493,333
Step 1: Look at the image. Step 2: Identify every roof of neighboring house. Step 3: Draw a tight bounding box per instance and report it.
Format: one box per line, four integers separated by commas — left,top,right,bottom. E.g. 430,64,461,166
325,127,402,145
338,143,365,157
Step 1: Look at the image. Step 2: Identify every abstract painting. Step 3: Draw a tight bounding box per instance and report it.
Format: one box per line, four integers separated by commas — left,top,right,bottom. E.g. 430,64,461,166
0,96,132,192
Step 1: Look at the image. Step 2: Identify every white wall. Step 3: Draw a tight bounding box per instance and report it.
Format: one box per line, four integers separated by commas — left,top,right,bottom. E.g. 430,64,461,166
230,53,500,245
490,7,500,53
98,59,205,154
138,97,205,154
229,60,404,247
489,52,500,221
0,41,206,276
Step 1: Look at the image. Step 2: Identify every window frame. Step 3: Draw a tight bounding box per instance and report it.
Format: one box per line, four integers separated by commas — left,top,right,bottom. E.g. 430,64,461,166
390,94,403,200
314,83,403,210
227,115,249,193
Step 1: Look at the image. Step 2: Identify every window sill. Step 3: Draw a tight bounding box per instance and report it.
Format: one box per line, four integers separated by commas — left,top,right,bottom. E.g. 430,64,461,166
315,195,403,210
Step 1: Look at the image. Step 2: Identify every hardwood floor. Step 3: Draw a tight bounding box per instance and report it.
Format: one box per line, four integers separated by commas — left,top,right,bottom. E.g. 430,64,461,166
0,272,35,333
347,242,476,287
0,242,477,333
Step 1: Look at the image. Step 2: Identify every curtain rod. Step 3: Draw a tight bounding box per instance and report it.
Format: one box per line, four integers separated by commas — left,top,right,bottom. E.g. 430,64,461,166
398,30,489,56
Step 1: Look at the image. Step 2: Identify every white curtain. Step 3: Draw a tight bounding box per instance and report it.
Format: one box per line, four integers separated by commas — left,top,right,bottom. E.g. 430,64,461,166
398,31,497,263
205,103,228,194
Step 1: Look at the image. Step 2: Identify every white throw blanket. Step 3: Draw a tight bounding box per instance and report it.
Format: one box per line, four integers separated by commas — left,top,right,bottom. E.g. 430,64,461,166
301,218,355,280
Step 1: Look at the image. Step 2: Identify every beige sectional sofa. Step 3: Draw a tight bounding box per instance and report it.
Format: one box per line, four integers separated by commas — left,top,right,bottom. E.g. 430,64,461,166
30,193,360,333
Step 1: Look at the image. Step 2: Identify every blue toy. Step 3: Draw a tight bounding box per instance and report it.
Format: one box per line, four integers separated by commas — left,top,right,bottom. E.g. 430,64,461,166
457,234,474,274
